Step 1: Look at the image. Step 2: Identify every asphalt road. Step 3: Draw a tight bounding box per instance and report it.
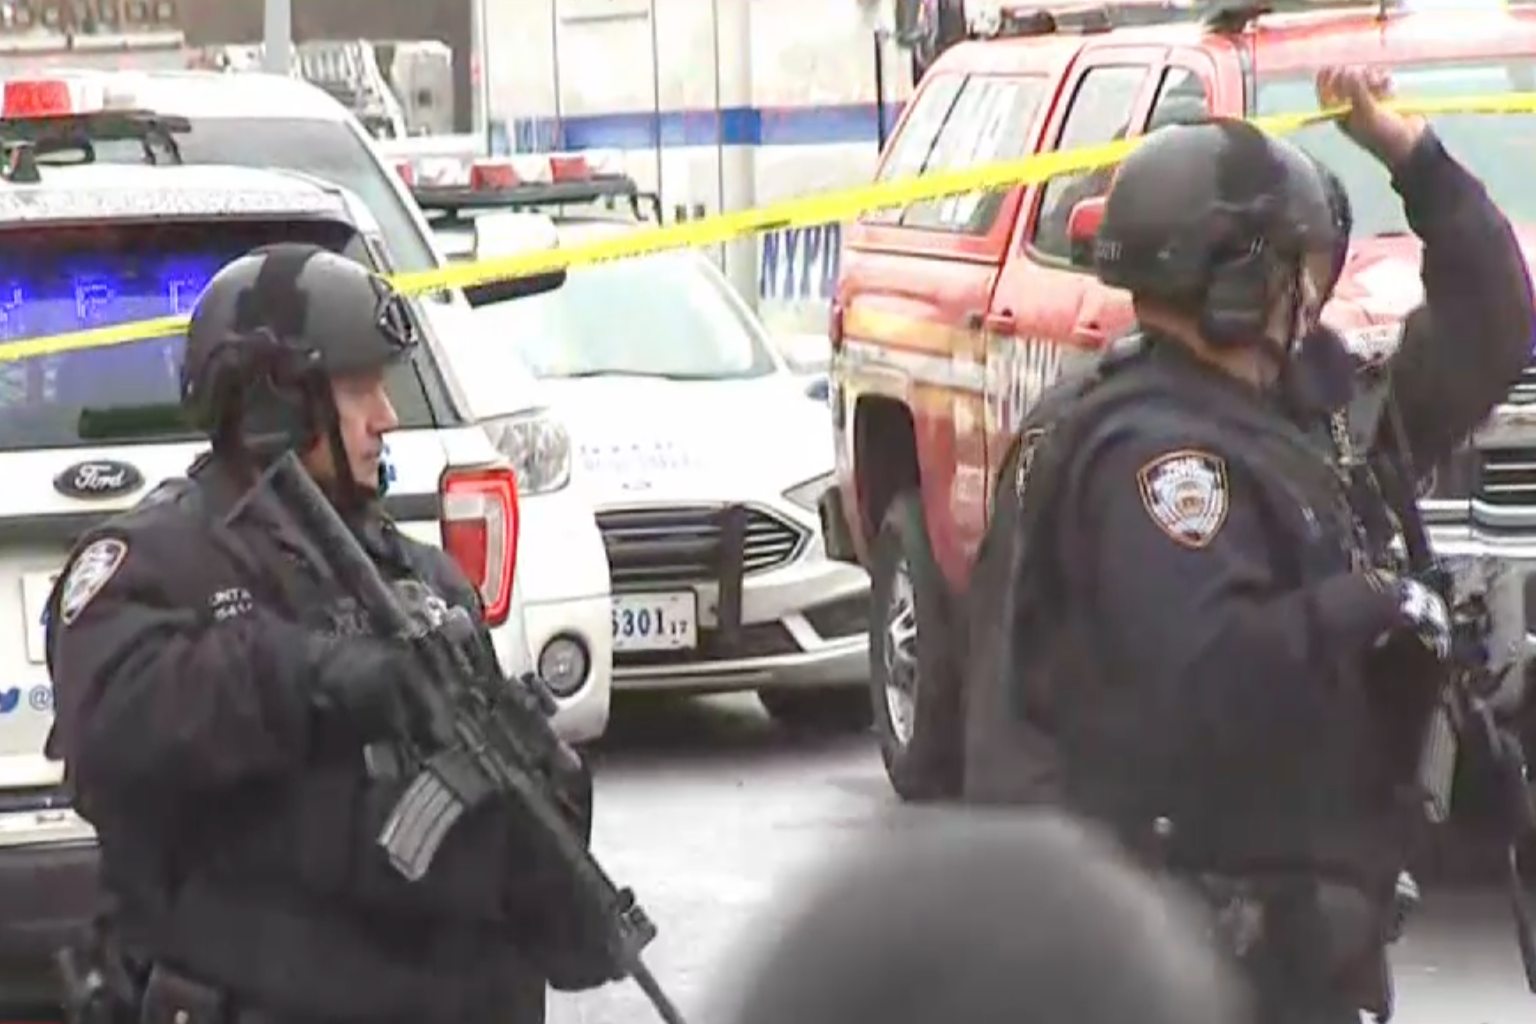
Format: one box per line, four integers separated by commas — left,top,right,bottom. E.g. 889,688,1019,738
547,693,1536,1024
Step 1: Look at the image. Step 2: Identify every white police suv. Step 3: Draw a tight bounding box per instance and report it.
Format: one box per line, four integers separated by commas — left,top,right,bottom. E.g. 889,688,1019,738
0,69,614,746
408,153,873,731
0,85,568,1014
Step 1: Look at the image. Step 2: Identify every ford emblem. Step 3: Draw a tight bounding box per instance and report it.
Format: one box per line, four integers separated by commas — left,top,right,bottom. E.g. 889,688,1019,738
53,459,144,500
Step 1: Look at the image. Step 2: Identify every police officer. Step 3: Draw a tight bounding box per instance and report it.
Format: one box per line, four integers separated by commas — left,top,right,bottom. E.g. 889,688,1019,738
45,243,609,1024
966,68,1534,1023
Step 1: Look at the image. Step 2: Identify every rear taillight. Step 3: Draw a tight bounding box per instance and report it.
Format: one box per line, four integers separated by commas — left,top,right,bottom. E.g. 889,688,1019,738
440,466,520,626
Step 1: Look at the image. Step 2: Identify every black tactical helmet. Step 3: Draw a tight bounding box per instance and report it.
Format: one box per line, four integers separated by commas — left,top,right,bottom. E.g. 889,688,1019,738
1094,119,1338,346
1315,160,1353,295
181,242,417,448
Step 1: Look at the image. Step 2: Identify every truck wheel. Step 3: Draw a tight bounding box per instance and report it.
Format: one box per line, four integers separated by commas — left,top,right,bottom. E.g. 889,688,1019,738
758,687,872,733
869,491,962,801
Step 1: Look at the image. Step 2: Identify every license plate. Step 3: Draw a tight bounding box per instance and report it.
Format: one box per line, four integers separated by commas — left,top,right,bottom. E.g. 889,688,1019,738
611,592,697,652
20,572,58,666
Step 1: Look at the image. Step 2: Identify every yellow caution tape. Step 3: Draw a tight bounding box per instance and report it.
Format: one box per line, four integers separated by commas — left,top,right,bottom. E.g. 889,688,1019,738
4,93,1536,366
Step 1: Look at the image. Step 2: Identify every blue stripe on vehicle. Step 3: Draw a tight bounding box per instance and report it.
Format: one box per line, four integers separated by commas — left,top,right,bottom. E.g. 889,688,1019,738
508,102,907,151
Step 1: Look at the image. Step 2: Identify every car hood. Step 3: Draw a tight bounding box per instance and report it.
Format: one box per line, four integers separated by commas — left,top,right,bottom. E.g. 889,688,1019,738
1326,226,1536,358
535,374,834,506
421,301,545,420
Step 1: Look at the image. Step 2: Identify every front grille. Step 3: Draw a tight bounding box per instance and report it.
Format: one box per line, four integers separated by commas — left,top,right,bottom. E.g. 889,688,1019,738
1507,365,1536,405
1478,447,1536,507
597,505,808,588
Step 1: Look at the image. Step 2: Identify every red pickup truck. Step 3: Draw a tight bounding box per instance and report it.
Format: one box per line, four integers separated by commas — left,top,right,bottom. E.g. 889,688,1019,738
821,0,1536,800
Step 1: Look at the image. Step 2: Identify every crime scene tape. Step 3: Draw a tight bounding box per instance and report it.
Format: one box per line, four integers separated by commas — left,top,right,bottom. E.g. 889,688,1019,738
3,92,1536,367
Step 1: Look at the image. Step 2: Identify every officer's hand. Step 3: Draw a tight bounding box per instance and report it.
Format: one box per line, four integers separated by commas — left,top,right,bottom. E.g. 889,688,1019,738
1385,575,1453,661
1316,65,1427,168
308,636,413,741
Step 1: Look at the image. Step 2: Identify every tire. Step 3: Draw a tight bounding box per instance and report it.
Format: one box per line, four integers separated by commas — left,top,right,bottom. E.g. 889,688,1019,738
868,490,962,801
758,687,872,733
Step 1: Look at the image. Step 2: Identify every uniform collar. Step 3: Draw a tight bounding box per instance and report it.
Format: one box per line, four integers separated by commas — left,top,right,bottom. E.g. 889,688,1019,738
1140,328,1355,425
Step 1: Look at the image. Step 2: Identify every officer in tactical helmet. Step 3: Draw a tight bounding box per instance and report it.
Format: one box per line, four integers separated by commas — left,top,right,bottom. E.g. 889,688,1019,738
964,67,1533,1024
44,243,610,1024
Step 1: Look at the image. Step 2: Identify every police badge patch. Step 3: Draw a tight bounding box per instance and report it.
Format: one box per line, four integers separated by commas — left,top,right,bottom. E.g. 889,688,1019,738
1136,449,1229,549
59,537,128,625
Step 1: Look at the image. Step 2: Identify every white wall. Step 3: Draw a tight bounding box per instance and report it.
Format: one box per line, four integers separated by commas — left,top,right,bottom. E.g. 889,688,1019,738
482,0,916,335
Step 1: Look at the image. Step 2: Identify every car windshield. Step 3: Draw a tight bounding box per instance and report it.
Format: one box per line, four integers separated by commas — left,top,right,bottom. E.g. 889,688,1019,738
1255,58,1536,238
463,244,779,381
75,117,436,272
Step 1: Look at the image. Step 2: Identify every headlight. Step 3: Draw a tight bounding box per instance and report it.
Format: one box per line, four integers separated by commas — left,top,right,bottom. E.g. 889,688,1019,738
484,411,572,495
784,471,834,513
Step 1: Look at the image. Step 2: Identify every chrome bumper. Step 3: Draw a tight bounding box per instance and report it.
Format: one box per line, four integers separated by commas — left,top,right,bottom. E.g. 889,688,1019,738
1423,521,1536,714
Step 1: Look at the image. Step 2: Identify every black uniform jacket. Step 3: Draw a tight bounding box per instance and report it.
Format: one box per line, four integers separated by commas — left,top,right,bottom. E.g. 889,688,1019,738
44,455,570,1024
963,131,1534,872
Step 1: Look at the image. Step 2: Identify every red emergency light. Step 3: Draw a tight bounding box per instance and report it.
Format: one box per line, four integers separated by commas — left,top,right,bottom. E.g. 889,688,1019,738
2,79,75,119
548,154,592,182
393,160,414,186
469,159,520,190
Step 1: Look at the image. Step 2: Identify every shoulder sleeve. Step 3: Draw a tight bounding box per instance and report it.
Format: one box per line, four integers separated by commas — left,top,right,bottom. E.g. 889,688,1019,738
1069,423,1404,756
46,508,316,800
1381,131,1534,468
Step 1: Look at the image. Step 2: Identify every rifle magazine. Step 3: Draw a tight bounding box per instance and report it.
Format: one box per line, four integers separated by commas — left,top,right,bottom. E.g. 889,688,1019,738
378,769,466,881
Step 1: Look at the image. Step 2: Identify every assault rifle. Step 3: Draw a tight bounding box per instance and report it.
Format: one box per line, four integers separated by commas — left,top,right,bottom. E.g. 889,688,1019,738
243,451,687,1024
1364,388,1536,993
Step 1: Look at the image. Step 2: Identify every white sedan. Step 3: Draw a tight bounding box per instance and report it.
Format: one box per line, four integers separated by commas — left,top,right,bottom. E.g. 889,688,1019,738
441,214,872,729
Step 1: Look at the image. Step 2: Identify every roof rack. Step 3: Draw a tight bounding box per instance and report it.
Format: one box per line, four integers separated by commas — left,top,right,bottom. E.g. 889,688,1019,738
401,152,664,224
1199,0,1399,32
968,0,1201,38
966,0,1396,37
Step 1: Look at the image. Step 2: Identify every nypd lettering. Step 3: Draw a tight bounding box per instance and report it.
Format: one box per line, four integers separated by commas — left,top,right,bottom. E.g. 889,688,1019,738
59,537,128,626
1137,449,1230,549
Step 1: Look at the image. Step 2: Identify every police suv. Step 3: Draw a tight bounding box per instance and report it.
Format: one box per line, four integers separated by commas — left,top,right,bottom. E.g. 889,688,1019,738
405,153,873,729
0,69,616,739
0,105,558,1014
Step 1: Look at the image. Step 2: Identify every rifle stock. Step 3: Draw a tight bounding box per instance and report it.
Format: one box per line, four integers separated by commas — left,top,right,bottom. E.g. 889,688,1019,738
1370,393,1536,994
251,452,688,1024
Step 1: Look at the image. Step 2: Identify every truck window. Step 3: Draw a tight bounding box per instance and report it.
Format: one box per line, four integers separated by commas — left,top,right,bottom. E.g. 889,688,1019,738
1146,67,1211,132
0,219,436,450
903,76,1050,234
1029,65,1150,261
1256,57,1536,238
862,73,966,226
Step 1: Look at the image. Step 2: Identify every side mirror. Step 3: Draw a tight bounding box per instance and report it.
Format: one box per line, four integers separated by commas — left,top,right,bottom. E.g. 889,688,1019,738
462,270,566,308
805,375,830,403
1066,197,1106,270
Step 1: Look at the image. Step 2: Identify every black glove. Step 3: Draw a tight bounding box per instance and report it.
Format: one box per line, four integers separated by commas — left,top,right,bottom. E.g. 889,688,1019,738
306,634,412,741
1375,573,1452,661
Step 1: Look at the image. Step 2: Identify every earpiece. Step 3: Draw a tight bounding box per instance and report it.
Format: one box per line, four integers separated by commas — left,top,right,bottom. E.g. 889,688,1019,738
1197,242,1274,349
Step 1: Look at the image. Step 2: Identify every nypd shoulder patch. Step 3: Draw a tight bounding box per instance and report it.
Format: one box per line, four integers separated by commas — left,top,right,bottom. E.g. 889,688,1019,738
59,537,129,626
1136,449,1229,549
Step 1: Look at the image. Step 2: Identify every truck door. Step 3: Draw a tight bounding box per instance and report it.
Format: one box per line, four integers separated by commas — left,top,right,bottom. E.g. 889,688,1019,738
981,49,1162,504
931,74,1054,566
1069,53,1223,372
